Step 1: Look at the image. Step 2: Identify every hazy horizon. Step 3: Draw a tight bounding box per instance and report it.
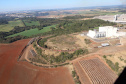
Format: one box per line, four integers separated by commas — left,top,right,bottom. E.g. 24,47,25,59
0,0,124,12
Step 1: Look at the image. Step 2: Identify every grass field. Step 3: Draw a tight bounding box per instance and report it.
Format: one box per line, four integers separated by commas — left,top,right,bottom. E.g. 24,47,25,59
0,20,24,32
7,25,56,37
23,20,40,26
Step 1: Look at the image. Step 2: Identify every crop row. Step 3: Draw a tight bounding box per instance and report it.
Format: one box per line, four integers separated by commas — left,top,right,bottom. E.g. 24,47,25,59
79,58,117,84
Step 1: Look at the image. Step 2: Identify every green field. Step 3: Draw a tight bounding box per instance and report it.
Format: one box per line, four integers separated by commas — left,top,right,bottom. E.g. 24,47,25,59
23,20,40,26
0,20,24,32
7,25,56,37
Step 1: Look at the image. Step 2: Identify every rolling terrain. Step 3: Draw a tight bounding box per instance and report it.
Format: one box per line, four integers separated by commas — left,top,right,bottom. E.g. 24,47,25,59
0,39,74,84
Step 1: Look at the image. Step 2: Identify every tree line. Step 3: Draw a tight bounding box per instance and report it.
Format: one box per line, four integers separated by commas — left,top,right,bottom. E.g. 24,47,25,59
63,15,94,19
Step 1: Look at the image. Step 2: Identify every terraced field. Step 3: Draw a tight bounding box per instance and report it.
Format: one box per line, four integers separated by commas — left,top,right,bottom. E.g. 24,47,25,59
73,57,117,84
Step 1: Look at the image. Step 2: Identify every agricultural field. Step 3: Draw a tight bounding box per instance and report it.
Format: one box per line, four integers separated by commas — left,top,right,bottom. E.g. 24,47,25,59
7,25,56,37
0,20,24,32
23,20,40,26
0,39,74,84
73,56,117,84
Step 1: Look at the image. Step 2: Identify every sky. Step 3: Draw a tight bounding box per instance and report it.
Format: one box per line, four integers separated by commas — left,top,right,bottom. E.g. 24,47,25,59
0,0,123,12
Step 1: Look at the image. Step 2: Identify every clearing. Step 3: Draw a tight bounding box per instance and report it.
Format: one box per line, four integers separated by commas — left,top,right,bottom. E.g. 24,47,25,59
45,34,88,51
0,20,24,32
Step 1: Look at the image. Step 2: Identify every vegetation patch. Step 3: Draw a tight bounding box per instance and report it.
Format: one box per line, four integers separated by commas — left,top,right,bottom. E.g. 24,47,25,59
0,20,24,32
84,39,91,44
23,20,40,26
72,70,81,84
63,15,94,19
106,59,119,72
38,19,117,37
103,55,121,75
50,49,88,63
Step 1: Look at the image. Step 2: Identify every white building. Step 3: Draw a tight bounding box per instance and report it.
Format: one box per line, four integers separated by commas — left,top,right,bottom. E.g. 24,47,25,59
99,26,118,38
87,26,118,38
87,30,96,38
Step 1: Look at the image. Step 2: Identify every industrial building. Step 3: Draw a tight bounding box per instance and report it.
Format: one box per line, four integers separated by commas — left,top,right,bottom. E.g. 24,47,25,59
87,30,106,38
87,26,126,38
94,14,126,24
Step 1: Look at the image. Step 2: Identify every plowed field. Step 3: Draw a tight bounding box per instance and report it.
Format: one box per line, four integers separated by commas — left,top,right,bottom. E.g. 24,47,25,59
0,39,74,84
73,56,117,84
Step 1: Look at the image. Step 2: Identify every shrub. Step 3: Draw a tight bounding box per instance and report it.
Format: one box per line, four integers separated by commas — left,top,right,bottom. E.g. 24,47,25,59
84,39,91,44
103,55,106,59
72,71,76,77
106,59,120,72
124,60,126,63
74,49,88,56
115,62,119,72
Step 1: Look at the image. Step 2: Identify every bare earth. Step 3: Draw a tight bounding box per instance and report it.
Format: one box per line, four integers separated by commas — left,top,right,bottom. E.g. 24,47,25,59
0,39,75,84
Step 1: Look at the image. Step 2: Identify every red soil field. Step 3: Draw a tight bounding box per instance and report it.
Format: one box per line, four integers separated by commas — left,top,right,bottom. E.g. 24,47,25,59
0,39,74,84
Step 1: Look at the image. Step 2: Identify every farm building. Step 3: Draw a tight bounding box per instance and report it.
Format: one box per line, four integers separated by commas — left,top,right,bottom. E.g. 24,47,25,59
87,26,121,38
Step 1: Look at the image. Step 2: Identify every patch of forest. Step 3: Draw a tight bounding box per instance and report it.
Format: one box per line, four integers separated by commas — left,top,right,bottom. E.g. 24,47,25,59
0,17,15,25
37,19,116,36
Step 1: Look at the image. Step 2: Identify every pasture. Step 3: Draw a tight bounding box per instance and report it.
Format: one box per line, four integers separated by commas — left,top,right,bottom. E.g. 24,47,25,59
23,20,40,26
0,20,24,32
7,25,56,37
